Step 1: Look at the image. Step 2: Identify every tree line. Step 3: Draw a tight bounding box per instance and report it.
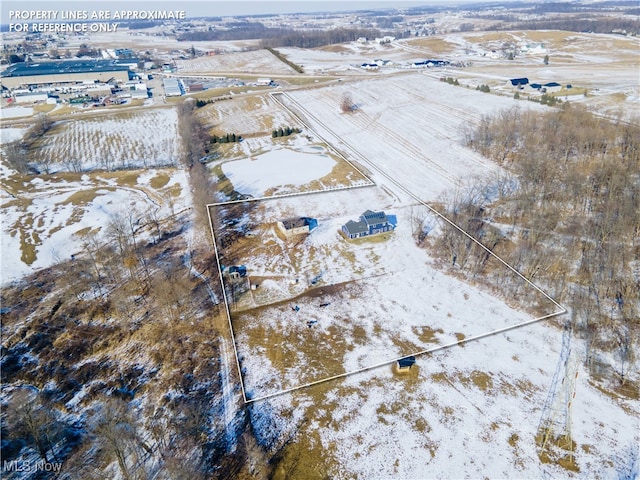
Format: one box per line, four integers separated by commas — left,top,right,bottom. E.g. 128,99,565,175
1,99,255,479
422,104,639,388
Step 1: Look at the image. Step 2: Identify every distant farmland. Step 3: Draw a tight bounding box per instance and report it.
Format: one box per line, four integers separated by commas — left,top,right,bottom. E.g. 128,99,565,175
34,107,183,172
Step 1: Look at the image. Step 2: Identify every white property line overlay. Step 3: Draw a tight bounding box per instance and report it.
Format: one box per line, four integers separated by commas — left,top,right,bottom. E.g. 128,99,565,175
207,187,566,404
206,92,567,404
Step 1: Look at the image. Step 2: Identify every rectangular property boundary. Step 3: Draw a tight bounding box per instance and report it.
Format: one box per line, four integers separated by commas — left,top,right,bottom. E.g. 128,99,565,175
205,91,567,404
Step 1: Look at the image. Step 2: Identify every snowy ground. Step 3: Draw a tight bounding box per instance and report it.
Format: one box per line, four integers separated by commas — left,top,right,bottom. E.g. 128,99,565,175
220,143,370,198
282,73,546,202
0,168,191,285
0,106,190,285
35,107,182,171
176,49,298,75
209,60,638,478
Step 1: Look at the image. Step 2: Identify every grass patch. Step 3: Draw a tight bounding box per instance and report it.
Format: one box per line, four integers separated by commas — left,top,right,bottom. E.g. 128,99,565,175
470,370,493,391
57,189,101,206
18,227,38,265
412,326,443,344
508,433,519,448
33,104,57,114
149,172,171,189
114,171,140,187
406,37,458,54
536,433,580,473
341,231,395,245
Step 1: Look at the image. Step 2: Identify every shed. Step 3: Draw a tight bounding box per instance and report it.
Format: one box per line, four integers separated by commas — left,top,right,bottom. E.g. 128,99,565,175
397,356,416,370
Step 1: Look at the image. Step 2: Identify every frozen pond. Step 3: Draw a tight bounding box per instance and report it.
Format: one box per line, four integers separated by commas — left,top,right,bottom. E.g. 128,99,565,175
221,147,336,197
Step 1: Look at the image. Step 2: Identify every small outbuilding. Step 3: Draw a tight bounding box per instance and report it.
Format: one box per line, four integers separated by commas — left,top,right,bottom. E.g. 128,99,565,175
396,356,416,371
227,265,247,279
277,217,318,239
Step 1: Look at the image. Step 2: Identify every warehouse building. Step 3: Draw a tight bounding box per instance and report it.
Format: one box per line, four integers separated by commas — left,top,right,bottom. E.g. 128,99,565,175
162,78,185,97
0,59,132,89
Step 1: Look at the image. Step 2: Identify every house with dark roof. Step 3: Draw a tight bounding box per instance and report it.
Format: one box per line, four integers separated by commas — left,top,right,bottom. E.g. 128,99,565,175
277,217,318,239
341,210,397,239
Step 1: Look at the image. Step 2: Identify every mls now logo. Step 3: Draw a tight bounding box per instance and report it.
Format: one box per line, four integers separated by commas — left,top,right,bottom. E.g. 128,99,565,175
3,460,63,474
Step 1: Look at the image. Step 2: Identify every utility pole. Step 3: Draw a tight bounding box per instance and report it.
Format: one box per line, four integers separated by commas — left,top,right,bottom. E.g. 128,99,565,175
537,323,579,457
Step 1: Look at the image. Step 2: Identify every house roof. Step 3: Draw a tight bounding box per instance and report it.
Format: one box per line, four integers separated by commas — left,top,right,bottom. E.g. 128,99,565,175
510,77,529,86
361,209,388,226
1,59,130,78
343,219,368,236
281,217,317,230
282,218,308,229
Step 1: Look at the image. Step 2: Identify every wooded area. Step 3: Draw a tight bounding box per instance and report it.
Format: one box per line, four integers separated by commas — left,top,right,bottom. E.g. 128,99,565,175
424,105,639,390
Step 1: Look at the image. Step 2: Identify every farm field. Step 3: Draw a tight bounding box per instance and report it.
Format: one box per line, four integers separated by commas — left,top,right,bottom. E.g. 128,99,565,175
32,107,183,171
279,30,639,121
175,49,299,75
204,45,638,477
282,73,544,201
0,107,189,284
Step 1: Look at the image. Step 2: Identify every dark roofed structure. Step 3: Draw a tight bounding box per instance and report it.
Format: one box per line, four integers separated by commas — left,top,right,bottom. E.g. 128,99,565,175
510,77,529,86
343,219,369,238
342,209,396,239
277,217,318,238
1,59,130,78
1,59,132,89
397,356,416,370
282,218,309,230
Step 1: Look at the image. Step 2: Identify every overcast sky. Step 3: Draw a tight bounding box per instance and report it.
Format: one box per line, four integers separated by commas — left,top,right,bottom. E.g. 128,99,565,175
2,1,477,24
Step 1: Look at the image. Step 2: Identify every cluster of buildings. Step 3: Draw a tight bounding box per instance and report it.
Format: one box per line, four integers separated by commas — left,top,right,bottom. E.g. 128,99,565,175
0,56,187,105
276,209,397,241
0,58,155,104
509,77,567,93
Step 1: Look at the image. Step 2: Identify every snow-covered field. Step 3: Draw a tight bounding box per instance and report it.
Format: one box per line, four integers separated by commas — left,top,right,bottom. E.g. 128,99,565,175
0,106,190,284
1,24,637,478
212,64,637,478
282,73,546,201
176,49,298,75
36,107,182,171
222,148,336,197
0,168,191,284
220,143,370,198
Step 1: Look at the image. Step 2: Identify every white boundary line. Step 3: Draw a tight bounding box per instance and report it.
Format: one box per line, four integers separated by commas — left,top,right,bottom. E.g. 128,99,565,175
205,92,568,404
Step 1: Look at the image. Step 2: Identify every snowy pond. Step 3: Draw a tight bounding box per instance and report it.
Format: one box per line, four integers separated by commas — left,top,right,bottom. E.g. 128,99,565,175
221,147,335,197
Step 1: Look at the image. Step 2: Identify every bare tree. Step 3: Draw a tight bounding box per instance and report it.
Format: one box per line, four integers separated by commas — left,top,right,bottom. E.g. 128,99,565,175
340,92,354,113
